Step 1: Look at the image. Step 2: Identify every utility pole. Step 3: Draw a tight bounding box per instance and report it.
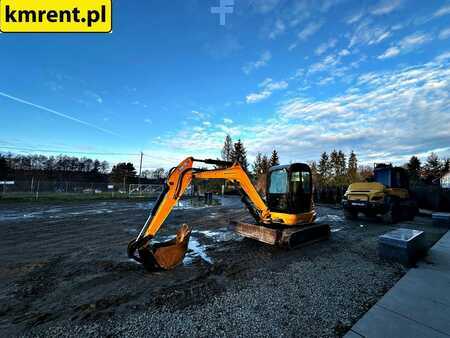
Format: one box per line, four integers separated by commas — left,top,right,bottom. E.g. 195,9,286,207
138,152,143,196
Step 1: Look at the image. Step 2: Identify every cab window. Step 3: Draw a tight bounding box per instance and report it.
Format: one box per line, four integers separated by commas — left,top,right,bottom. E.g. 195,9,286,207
291,171,310,194
269,169,288,194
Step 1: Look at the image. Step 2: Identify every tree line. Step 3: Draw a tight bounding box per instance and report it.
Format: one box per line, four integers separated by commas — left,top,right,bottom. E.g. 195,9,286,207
2,138,449,188
0,153,109,174
219,135,449,188
0,153,160,185
405,153,449,185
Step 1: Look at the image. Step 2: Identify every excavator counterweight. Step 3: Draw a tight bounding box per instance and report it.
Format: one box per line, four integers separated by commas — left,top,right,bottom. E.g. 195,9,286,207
127,157,329,271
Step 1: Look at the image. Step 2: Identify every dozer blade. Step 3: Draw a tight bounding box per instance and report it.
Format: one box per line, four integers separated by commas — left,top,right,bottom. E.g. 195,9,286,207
128,224,191,271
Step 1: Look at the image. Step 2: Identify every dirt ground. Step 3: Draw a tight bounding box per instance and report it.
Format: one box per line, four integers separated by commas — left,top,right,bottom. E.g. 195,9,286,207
0,197,446,337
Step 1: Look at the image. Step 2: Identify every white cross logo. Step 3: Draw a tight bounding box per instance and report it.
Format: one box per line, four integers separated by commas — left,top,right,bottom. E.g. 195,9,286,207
211,0,234,26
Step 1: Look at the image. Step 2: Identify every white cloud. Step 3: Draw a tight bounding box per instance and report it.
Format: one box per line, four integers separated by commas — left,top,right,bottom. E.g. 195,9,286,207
348,20,392,48
144,118,152,124
242,51,272,75
298,21,323,41
152,56,450,167
339,49,350,56
439,27,450,40
286,20,323,51
399,32,432,49
315,38,338,55
250,0,281,14
223,118,233,124
378,32,432,60
84,90,103,104
345,11,364,24
246,91,272,104
371,0,402,16
435,51,450,62
434,4,450,17
378,46,400,59
269,19,285,40
309,54,340,73
246,78,288,104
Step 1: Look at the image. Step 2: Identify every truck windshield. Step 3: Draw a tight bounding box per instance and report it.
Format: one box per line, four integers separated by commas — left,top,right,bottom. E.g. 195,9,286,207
269,169,288,194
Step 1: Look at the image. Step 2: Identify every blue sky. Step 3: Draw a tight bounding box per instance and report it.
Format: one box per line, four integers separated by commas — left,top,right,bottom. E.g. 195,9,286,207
0,0,449,170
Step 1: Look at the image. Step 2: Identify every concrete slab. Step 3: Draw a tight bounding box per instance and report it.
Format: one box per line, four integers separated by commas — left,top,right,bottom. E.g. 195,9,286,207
347,229,450,338
392,268,450,306
433,213,450,228
344,329,363,337
377,286,450,334
419,248,450,272
349,305,449,338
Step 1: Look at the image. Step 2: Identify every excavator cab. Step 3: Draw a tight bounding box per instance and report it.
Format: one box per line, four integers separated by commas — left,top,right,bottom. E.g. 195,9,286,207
267,164,313,215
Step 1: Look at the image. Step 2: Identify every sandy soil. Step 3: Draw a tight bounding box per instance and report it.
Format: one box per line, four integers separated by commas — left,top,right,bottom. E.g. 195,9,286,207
0,197,446,337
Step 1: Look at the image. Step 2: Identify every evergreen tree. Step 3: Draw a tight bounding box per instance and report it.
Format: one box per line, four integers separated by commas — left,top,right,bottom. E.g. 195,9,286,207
358,165,373,181
0,155,9,179
110,162,137,184
231,139,248,171
269,149,280,167
423,152,443,183
347,151,358,182
261,154,270,174
336,150,347,186
330,149,339,178
406,156,421,184
443,158,450,174
318,152,331,187
221,135,233,162
252,152,263,176
309,160,318,185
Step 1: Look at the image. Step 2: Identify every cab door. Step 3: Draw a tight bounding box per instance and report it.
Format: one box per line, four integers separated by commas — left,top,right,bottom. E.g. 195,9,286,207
289,167,313,213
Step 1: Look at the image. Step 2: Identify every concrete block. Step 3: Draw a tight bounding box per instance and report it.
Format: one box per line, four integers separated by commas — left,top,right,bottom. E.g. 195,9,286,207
378,228,426,266
351,305,448,338
432,212,450,228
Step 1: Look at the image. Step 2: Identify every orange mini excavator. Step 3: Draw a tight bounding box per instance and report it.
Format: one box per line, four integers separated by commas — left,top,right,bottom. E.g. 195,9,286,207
128,157,330,270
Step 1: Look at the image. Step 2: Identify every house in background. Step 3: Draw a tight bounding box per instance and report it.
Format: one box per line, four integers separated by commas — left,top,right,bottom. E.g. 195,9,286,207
441,172,450,189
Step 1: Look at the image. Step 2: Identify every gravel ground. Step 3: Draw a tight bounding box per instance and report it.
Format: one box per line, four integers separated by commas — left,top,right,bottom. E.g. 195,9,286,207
0,197,446,337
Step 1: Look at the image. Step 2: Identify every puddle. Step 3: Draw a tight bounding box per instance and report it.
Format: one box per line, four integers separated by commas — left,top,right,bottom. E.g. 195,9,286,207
195,228,241,242
317,214,344,223
184,236,213,265
175,198,220,210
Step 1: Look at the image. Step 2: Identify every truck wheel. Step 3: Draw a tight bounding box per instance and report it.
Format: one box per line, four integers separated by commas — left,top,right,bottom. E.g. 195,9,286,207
406,206,416,221
382,204,399,224
344,209,358,220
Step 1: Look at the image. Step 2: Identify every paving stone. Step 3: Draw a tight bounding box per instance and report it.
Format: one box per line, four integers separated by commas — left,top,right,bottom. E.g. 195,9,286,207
377,285,450,334
351,305,448,338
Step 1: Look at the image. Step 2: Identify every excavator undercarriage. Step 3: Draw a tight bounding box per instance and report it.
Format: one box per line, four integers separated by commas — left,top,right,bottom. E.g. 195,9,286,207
128,157,329,271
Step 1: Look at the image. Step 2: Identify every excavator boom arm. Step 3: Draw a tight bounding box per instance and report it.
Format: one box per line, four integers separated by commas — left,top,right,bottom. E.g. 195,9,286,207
139,157,270,240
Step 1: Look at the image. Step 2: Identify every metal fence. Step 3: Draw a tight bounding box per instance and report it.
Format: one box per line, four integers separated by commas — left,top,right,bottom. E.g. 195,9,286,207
0,180,164,201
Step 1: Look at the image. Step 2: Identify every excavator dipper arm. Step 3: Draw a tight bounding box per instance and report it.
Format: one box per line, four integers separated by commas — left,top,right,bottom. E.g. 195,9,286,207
127,157,271,270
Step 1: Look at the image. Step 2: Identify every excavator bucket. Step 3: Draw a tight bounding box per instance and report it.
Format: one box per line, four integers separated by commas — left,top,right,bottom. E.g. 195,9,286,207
128,224,191,271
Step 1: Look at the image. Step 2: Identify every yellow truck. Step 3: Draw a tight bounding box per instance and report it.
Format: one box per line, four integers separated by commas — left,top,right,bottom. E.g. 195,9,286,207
342,164,418,223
